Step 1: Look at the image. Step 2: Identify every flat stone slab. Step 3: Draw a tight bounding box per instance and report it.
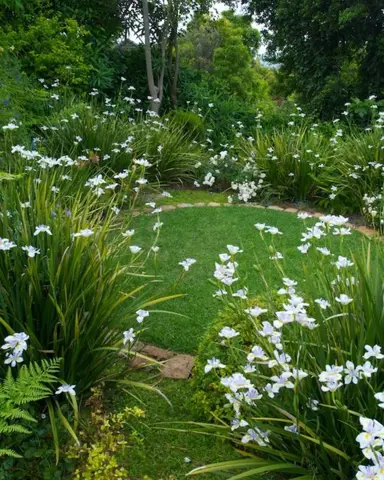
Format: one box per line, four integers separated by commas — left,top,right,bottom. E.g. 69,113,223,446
161,354,195,379
285,207,298,213
161,204,177,211
357,226,375,236
140,344,175,360
267,205,285,211
177,203,194,208
207,202,221,207
193,202,206,207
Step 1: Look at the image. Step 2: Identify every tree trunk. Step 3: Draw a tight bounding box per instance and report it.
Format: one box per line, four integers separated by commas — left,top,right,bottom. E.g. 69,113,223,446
142,0,161,113
170,36,180,108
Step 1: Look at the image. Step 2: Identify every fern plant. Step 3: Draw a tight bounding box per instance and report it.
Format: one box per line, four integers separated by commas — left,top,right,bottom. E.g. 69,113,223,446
0,358,61,458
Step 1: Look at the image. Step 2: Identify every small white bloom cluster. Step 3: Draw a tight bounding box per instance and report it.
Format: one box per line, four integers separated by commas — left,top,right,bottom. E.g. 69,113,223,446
1,332,29,367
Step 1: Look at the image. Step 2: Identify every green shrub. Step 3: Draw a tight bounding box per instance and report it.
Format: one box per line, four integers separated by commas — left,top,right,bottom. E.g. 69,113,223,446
0,49,48,128
315,127,384,214
164,110,205,140
8,16,91,89
0,145,170,395
192,297,275,420
41,104,207,183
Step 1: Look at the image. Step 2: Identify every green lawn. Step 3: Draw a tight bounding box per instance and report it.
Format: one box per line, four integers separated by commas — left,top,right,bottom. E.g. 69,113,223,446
130,206,363,353
114,204,364,479
109,373,237,479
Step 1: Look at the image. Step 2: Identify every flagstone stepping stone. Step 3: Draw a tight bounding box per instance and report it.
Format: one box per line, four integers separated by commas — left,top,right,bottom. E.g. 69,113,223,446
161,354,195,379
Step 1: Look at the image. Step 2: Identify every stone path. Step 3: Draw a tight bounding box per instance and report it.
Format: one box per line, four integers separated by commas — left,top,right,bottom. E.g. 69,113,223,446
132,342,195,380
134,201,377,237
130,200,377,379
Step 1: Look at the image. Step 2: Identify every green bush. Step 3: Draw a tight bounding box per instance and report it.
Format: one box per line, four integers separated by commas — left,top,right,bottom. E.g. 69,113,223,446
41,103,207,183
0,49,48,128
0,145,169,395
164,110,205,141
7,16,92,89
192,297,275,420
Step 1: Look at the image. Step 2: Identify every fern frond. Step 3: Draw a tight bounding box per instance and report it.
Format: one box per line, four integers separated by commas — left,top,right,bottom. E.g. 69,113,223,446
0,358,61,459
0,422,31,434
1,358,61,405
0,448,22,458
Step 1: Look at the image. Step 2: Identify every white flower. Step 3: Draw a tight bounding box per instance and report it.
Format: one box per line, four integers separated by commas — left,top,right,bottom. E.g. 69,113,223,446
270,252,283,260
34,225,52,236
307,399,320,411
129,246,142,254
254,223,266,231
227,245,243,255
319,365,343,391
123,328,135,345
335,294,353,305
111,206,120,215
244,364,256,373
344,361,360,384
241,428,270,446
284,424,298,434
315,298,330,310
2,122,19,130
56,384,76,396
114,170,130,179
153,221,163,231
297,212,312,220
73,229,94,238
247,345,268,362
298,243,311,254
4,351,24,367
0,238,17,251
356,417,384,450
231,419,249,430
271,372,295,392
203,172,215,186
316,247,331,256
359,361,378,378
266,226,282,235
244,306,268,318
136,309,149,323
122,229,135,237
221,373,252,392
292,368,308,381
374,392,384,408
22,245,40,258
204,357,226,373
334,255,354,269
219,327,239,339
179,258,196,271
363,345,384,360
136,178,148,185
184,457,191,463
233,288,248,299
219,253,231,262
1,332,29,353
